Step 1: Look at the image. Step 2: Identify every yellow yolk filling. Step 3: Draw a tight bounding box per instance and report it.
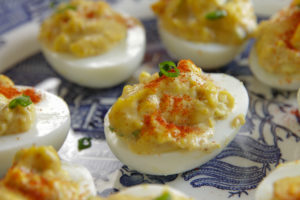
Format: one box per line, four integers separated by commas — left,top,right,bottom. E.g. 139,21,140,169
152,0,257,45
273,176,300,200
0,75,37,136
255,0,300,75
39,0,133,57
0,146,88,200
109,60,238,154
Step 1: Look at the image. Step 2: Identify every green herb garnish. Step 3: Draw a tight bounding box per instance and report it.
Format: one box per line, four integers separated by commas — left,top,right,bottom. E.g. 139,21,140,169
49,1,56,8
205,10,227,20
56,5,77,13
155,192,172,200
159,61,180,77
109,126,115,132
9,95,32,109
297,4,300,8
132,130,141,138
78,137,92,151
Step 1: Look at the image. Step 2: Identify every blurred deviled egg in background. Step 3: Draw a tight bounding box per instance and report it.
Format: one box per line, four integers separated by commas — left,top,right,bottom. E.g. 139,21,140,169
0,146,96,199
39,0,145,88
0,75,70,176
249,0,300,90
255,160,300,200
152,0,257,69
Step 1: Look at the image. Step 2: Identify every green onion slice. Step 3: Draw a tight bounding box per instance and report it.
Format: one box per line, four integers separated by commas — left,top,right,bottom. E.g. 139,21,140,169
205,10,227,20
155,192,172,200
78,137,92,151
159,61,180,77
132,130,141,138
56,5,77,13
9,95,32,109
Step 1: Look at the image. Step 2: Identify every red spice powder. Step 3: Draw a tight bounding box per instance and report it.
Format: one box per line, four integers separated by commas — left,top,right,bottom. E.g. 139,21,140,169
0,87,21,99
144,76,166,90
23,89,41,104
0,86,41,104
177,60,192,73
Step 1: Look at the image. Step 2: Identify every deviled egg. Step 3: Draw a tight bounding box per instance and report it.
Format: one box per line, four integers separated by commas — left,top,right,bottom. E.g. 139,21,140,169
39,0,145,88
104,60,248,175
152,0,257,69
0,146,96,199
95,184,193,200
0,75,70,176
255,160,300,200
249,0,300,90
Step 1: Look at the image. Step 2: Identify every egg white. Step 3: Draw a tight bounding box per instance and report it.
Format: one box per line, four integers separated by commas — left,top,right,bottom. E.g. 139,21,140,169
0,87,70,176
104,73,249,175
158,23,245,70
249,47,300,91
117,184,191,199
255,160,300,200
297,88,300,110
41,22,146,88
62,162,96,198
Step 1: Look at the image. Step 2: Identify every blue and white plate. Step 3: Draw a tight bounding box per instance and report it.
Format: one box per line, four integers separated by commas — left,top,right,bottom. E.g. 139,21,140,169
0,0,299,199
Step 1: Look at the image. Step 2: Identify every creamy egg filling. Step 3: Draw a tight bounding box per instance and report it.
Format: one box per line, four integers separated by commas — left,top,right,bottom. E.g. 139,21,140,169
0,75,40,136
39,0,137,57
109,60,244,154
0,146,91,200
255,0,300,76
272,176,300,200
152,0,257,45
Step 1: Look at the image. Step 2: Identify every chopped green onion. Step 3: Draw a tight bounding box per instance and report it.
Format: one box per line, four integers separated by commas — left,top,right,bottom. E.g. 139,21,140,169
109,126,115,132
49,1,56,8
78,137,92,151
56,5,77,13
155,192,172,200
297,4,300,8
205,10,227,20
132,130,141,138
9,95,32,109
159,61,180,77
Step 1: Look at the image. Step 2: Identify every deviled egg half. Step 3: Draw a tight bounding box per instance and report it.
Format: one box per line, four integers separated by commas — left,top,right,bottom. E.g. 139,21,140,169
0,75,70,176
255,160,300,200
152,0,257,69
0,146,96,200
104,60,248,175
39,0,145,88
249,0,300,90
96,184,193,200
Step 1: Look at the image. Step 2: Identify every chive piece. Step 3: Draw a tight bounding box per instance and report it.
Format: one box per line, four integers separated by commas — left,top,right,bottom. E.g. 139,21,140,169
56,5,77,13
159,61,180,77
155,192,172,200
9,95,32,109
78,137,92,151
132,130,141,138
205,10,227,20
109,126,115,132
49,1,55,8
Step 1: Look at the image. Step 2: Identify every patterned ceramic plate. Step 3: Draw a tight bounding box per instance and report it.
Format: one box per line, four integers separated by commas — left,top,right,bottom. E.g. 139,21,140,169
0,0,299,200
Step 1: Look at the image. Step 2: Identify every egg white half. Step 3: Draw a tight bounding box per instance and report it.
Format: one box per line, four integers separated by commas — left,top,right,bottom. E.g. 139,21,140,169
249,47,300,91
158,23,245,70
297,89,300,110
41,23,145,88
117,184,191,199
255,160,300,200
104,73,249,175
62,162,96,198
0,87,70,176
